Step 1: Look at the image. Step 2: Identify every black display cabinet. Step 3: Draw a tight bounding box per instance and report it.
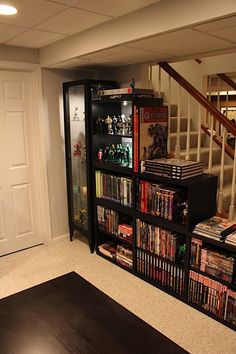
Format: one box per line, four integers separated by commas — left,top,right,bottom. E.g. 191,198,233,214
63,79,116,252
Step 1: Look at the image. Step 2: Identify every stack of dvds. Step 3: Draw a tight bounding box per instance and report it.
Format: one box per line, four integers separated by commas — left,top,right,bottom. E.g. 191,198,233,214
193,216,236,241
200,247,235,283
141,158,204,180
225,231,236,246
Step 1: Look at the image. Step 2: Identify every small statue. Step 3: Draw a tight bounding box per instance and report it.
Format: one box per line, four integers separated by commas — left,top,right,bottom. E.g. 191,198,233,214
112,115,118,135
73,106,79,120
96,116,105,134
97,149,103,161
129,78,135,89
105,115,113,135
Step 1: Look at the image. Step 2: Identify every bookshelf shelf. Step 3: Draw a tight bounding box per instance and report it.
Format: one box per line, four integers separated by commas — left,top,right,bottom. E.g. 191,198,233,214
97,251,135,274
98,229,133,246
90,89,235,330
95,197,134,215
189,231,236,253
93,133,133,139
135,210,188,235
94,161,132,175
189,266,236,290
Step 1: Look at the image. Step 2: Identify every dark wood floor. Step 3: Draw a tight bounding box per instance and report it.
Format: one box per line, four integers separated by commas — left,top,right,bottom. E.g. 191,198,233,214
0,272,189,354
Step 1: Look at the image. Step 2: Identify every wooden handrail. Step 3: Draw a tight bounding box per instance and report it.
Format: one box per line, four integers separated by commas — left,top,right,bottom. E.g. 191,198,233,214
158,62,236,137
201,124,235,159
217,73,236,91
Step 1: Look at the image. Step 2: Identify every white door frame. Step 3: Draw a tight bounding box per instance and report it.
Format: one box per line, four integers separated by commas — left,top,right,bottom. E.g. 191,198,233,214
0,61,52,246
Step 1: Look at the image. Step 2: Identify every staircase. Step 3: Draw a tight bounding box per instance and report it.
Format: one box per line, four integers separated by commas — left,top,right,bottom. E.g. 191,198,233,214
154,62,236,219
169,114,235,215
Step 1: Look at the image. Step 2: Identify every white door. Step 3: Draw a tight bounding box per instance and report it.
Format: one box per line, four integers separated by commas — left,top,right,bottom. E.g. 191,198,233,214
0,71,43,256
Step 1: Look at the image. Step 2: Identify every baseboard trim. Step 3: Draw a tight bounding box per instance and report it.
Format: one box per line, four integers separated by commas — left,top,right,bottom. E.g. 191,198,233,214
51,233,69,244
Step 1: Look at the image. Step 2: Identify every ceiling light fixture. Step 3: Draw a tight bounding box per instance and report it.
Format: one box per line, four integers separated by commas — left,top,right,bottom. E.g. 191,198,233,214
0,4,17,15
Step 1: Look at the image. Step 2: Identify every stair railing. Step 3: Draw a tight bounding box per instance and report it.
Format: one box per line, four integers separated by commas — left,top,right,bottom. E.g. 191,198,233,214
154,62,236,220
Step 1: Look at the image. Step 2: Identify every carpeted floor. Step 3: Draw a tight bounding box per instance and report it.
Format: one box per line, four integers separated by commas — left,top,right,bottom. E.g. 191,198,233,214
0,272,188,354
0,235,235,353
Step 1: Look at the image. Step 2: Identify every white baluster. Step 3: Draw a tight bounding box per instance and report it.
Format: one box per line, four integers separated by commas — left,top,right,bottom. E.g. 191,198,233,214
228,138,236,220
175,85,181,158
216,76,221,136
208,115,214,173
217,127,226,214
158,65,161,98
185,93,191,160
148,65,152,90
167,74,171,155
197,104,202,162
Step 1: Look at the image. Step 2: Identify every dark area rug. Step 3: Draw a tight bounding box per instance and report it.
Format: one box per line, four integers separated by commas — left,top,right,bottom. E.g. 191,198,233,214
0,272,189,354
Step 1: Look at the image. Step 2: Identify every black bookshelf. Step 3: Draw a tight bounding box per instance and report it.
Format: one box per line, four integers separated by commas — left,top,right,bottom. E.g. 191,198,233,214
91,90,236,330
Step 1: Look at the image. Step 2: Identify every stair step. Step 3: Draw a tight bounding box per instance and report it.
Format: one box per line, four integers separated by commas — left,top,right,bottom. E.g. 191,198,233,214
169,117,189,133
179,147,221,166
204,164,234,187
169,131,206,150
219,184,236,212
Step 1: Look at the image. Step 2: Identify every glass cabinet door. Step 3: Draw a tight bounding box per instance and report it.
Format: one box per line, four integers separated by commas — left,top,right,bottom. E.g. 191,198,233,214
68,85,88,231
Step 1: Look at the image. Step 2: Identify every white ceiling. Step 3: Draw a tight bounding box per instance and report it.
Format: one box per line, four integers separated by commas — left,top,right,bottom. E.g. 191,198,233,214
0,0,236,69
0,0,160,48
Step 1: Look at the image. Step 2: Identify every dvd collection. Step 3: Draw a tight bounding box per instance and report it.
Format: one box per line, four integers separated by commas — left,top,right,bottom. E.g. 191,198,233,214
190,238,235,283
97,205,133,244
138,180,188,223
188,271,236,326
136,219,185,263
96,170,132,206
141,158,204,180
91,92,236,329
193,216,236,241
137,248,185,295
98,242,133,269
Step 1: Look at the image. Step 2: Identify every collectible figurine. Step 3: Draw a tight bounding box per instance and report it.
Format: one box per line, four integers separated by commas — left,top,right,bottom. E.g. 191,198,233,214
129,78,135,89
96,116,105,134
73,106,79,120
112,115,118,135
97,148,103,161
105,115,113,134
116,115,123,135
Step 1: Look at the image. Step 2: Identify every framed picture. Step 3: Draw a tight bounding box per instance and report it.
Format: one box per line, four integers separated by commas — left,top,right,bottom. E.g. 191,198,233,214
220,106,236,121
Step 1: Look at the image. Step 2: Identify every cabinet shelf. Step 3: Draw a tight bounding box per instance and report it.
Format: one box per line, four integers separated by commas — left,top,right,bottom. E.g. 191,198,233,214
95,197,133,215
135,210,188,235
94,161,132,175
97,251,134,274
137,246,185,269
93,133,133,139
98,229,133,246
189,231,236,253
189,266,236,290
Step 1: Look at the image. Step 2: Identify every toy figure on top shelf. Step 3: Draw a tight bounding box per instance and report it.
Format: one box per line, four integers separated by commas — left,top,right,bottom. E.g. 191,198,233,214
97,143,132,167
105,115,113,135
126,114,132,136
96,116,106,134
95,114,132,136
112,115,118,135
